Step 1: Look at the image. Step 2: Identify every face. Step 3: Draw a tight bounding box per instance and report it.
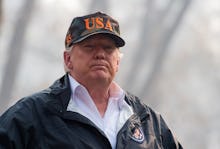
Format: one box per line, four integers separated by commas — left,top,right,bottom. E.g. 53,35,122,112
64,34,121,85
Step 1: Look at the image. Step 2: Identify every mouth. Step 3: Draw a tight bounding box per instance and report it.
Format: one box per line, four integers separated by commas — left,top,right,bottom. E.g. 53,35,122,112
90,62,108,70
91,65,107,69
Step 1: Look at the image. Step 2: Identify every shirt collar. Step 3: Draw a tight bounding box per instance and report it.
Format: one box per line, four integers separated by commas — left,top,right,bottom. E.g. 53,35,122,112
68,74,81,96
67,74,125,101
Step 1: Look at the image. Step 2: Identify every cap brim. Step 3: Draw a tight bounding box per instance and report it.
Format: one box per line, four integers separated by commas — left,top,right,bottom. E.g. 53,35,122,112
73,31,125,47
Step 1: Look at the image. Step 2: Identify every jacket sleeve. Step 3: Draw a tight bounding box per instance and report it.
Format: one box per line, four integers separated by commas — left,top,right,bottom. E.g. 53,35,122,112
0,100,35,149
0,127,12,148
159,115,183,149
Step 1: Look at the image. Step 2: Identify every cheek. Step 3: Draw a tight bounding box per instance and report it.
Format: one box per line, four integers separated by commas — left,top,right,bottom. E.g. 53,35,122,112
72,54,90,69
71,58,81,69
115,59,119,72
111,56,120,72
69,57,74,68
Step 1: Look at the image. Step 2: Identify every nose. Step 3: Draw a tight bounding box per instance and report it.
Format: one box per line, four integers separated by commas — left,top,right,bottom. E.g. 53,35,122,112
94,47,105,59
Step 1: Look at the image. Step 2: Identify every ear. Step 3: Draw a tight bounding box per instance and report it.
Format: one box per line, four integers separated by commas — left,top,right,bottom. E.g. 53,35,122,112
63,51,73,70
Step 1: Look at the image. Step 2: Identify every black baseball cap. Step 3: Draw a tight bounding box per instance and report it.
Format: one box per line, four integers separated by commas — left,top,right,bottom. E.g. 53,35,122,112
65,12,125,48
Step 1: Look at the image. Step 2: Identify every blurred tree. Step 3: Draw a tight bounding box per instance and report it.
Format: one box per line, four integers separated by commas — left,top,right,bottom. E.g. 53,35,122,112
0,0,35,114
124,0,191,100
140,0,191,98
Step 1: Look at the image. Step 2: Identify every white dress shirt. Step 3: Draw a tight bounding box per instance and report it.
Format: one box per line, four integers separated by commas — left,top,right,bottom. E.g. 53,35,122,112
67,75,133,149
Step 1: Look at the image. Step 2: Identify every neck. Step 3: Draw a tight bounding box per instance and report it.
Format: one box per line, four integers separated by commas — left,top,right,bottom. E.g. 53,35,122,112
86,82,111,117
75,76,112,117
69,72,113,116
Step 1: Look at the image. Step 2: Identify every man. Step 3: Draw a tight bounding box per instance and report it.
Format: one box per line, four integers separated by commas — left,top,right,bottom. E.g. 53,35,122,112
0,12,183,149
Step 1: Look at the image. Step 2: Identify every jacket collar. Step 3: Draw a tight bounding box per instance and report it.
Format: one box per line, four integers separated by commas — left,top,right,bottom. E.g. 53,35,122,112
46,74,150,121
49,73,70,95
45,74,71,115
124,92,150,121
45,74,109,138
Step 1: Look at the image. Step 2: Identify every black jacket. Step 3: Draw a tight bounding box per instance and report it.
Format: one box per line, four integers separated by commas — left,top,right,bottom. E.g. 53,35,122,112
0,74,183,149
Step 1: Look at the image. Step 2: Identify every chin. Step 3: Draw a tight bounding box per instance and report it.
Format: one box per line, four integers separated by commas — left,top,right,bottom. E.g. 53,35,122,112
90,72,110,81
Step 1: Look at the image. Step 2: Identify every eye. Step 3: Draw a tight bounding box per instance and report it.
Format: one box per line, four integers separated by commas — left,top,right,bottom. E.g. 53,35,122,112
103,45,116,53
83,44,94,52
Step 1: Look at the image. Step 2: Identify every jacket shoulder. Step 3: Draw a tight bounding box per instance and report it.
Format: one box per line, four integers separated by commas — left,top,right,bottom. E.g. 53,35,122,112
0,89,51,122
124,91,169,127
124,92,183,148
124,92,152,115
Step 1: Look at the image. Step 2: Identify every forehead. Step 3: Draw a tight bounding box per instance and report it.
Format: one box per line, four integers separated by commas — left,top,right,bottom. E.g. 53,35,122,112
78,34,116,45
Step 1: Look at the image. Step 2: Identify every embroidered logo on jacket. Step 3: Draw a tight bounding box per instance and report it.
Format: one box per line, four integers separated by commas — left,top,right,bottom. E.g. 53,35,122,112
130,127,145,143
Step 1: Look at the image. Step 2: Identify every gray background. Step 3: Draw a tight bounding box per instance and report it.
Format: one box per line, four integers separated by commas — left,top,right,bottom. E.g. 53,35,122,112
0,0,220,148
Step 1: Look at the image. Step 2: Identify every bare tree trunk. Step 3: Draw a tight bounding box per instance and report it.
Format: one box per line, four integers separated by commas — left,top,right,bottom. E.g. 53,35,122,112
0,0,35,114
123,0,191,99
123,0,155,89
140,0,191,98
